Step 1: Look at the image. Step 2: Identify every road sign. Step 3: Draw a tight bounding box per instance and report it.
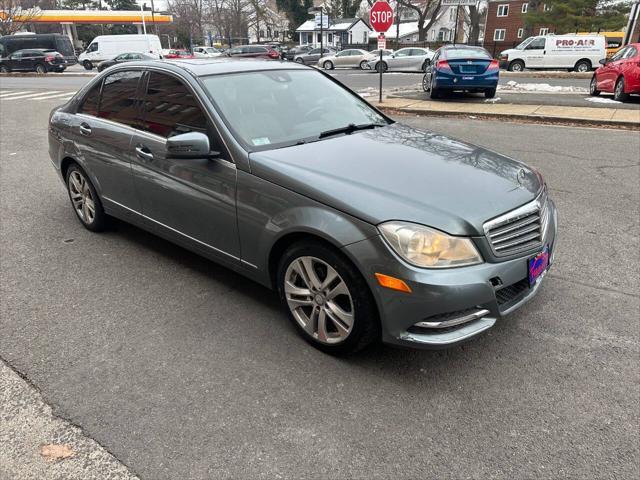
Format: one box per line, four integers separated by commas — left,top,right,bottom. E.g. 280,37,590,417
314,13,329,29
369,1,394,33
377,34,386,50
441,0,477,6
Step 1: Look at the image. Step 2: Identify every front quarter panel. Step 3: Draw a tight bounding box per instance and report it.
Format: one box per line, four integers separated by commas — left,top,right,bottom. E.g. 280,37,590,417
236,170,378,286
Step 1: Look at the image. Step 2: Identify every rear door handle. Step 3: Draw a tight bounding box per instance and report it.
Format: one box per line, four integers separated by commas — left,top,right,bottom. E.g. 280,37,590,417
135,145,154,161
79,123,91,136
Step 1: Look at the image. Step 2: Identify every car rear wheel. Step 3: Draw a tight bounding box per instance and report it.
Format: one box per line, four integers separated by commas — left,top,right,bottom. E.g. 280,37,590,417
277,241,379,355
35,63,46,74
66,165,107,232
82,60,93,70
485,88,497,99
295,57,304,64
508,60,525,72
574,60,591,73
589,75,600,96
614,77,629,102
376,61,387,73
422,73,430,92
323,60,333,70
0,65,9,73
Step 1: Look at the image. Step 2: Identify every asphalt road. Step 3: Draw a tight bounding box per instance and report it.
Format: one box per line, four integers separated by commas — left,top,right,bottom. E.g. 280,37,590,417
1,97,639,479
4,68,638,109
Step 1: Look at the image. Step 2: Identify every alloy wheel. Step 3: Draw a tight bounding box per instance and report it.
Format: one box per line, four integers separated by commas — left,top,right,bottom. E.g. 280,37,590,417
68,170,96,224
36,65,46,74
284,256,354,344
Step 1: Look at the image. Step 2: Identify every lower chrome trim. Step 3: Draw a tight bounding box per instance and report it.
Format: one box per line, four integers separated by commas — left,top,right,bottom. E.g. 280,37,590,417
401,317,496,346
414,308,490,329
103,196,240,262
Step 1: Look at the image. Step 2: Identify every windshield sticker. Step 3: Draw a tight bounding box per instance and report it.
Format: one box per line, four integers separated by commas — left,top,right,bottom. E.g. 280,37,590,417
252,137,271,146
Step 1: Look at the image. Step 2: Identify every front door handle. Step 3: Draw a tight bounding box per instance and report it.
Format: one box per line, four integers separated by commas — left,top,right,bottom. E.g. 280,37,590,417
135,145,154,161
79,123,91,136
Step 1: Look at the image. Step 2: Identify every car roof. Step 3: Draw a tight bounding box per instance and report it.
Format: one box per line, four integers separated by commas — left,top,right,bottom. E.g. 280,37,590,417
120,58,310,76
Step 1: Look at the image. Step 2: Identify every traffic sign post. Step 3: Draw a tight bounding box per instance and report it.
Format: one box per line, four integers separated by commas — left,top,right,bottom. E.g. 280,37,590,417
369,1,394,103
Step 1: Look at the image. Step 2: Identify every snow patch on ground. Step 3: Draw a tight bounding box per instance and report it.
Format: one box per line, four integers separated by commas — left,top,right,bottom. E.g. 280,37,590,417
584,96,622,104
499,80,588,94
485,97,502,103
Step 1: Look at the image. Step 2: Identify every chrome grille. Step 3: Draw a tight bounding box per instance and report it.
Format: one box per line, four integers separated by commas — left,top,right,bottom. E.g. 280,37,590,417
484,190,549,257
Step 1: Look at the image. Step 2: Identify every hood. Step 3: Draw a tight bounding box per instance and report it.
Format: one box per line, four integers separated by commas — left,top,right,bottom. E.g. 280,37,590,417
501,48,518,56
248,123,541,236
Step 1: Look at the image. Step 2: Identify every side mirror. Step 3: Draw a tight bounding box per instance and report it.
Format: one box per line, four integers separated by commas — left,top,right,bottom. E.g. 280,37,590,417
167,132,215,159
599,58,607,65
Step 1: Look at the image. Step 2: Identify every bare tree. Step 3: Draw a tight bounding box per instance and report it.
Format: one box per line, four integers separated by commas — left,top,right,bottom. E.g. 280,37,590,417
395,0,443,41
0,0,41,36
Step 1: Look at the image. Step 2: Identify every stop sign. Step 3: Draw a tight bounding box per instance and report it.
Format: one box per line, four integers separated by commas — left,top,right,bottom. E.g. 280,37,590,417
370,1,394,33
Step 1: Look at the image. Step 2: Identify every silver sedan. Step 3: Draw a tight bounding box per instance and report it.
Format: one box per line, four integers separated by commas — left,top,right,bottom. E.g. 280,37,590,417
366,47,434,73
318,49,370,70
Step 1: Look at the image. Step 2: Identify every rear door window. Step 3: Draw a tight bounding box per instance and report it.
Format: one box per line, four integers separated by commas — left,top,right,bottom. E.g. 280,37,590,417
98,70,143,127
140,72,208,138
78,80,102,117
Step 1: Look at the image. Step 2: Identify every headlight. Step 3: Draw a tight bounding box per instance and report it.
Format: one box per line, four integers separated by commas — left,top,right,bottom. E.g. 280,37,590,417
379,221,483,268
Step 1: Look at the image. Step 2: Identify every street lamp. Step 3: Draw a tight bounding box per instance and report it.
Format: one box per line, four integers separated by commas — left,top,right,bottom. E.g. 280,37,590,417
308,6,324,58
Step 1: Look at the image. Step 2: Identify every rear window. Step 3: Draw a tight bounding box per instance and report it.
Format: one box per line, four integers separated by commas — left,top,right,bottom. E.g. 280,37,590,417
444,48,491,60
98,70,143,128
78,80,102,117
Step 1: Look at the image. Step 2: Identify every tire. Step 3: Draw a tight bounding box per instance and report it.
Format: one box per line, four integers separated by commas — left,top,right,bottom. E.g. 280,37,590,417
295,57,304,64
35,63,47,74
65,164,107,232
485,88,497,98
323,60,333,70
359,60,368,70
376,61,387,73
421,61,429,73
276,241,379,355
574,59,591,73
589,75,600,96
422,73,430,92
0,65,9,73
83,60,93,70
614,77,629,102
508,60,525,72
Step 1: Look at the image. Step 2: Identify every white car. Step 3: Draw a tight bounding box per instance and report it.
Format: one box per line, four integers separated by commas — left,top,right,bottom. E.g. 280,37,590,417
366,47,434,73
499,34,606,72
193,46,223,58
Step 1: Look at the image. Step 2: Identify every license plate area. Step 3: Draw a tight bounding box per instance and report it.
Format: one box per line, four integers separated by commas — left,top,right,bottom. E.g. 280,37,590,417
462,76,475,80
528,246,550,287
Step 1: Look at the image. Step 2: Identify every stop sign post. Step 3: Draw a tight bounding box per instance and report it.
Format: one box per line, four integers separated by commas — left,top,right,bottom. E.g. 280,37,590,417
369,1,394,103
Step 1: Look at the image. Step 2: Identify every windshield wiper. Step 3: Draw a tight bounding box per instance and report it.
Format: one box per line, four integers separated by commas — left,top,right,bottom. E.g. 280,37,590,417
318,123,385,139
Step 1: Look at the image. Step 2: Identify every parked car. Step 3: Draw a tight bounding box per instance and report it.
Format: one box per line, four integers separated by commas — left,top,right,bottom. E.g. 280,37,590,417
499,34,606,72
285,45,313,61
590,42,640,102
422,46,500,99
78,34,162,70
318,49,369,70
294,47,336,65
361,48,394,68
48,58,557,354
226,45,280,59
97,52,154,72
163,49,194,59
193,46,223,57
366,47,434,73
0,48,66,73
0,33,77,66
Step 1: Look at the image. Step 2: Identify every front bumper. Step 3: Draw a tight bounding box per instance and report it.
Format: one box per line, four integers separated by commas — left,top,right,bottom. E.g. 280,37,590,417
342,200,557,349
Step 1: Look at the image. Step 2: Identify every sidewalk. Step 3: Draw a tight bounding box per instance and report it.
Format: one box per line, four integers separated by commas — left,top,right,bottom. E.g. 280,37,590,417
373,96,640,128
0,359,138,480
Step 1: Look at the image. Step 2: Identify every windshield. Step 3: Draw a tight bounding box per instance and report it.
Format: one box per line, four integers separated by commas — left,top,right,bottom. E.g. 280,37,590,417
515,37,533,50
202,70,390,151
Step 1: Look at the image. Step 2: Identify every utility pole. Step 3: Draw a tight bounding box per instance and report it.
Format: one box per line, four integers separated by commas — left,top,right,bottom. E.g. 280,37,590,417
150,0,157,35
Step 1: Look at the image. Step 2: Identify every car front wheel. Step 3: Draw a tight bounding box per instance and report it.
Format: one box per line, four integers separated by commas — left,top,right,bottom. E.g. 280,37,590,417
66,164,107,232
277,241,379,354
360,60,368,70
508,60,525,72
35,63,47,74
82,60,93,70
589,75,600,96
376,62,387,73
323,60,333,70
295,57,304,64
0,65,9,73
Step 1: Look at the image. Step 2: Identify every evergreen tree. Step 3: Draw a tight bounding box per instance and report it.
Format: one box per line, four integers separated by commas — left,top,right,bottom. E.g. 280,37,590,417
524,0,631,34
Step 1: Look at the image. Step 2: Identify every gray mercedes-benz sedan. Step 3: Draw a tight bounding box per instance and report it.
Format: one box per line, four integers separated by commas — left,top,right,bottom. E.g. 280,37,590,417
48,58,557,354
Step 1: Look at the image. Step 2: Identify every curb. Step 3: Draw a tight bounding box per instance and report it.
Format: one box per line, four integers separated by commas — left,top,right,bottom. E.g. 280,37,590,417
0,72,95,77
377,105,640,130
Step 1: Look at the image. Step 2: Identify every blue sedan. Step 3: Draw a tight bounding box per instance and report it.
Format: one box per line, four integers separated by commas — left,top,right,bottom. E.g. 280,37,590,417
422,45,500,99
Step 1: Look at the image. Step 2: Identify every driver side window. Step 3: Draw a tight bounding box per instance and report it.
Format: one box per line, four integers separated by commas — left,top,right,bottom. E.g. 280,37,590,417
87,43,98,53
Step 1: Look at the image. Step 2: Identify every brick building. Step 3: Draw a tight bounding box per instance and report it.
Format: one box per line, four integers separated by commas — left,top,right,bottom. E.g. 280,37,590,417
484,1,553,55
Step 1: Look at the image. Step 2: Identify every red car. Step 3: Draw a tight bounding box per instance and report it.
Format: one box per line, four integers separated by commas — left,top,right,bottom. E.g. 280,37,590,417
163,49,194,59
590,42,640,102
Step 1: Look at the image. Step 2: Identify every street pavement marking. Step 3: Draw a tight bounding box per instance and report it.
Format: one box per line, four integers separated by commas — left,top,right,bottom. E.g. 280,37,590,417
0,91,32,98
27,92,76,101
2,91,63,100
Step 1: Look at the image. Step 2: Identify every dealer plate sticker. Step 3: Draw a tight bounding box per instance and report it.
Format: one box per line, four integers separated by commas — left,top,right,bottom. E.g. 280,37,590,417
528,246,550,286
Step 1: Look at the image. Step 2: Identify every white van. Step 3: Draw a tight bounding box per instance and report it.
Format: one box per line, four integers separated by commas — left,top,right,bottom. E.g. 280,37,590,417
499,34,606,72
78,34,162,70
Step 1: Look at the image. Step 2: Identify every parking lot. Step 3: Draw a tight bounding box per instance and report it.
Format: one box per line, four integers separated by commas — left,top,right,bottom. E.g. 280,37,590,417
1,86,638,479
